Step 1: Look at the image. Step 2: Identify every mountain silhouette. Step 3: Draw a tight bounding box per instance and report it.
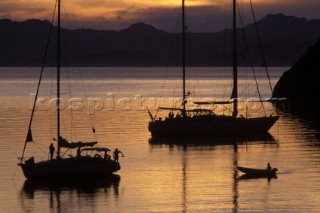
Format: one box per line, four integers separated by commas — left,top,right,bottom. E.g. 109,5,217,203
246,14,320,41
119,22,166,34
0,14,320,66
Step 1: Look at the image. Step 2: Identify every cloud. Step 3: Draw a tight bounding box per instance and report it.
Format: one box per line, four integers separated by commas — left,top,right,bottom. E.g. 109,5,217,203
0,0,319,32
0,0,54,18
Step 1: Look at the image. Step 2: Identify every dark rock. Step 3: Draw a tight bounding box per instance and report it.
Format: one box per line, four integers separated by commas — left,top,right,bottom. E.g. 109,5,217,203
273,39,320,120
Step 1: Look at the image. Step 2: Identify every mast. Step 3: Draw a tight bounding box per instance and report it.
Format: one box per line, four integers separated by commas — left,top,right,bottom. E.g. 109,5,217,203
182,0,186,112
232,0,238,117
57,0,61,157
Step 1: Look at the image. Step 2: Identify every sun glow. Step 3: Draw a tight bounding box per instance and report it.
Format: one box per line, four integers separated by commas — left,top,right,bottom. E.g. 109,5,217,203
144,0,212,7
0,0,214,21
64,0,215,20
1,0,319,30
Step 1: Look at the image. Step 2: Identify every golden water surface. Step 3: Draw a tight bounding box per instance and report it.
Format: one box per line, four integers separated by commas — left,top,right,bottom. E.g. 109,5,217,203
0,67,320,212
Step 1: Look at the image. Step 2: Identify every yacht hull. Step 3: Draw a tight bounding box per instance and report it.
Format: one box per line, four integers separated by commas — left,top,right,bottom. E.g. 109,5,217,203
149,115,279,137
19,157,121,179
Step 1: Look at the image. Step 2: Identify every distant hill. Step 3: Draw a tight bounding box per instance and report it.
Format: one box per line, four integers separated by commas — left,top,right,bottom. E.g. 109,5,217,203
1,14,320,67
273,39,320,120
245,14,320,41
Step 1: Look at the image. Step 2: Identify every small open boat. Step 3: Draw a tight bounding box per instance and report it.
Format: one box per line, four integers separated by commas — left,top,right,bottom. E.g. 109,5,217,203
237,166,277,176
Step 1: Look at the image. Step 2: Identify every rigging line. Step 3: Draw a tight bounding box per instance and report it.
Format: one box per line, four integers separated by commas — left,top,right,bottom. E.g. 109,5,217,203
184,9,199,104
59,12,79,141
34,142,47,152
77,68,99,138
60,40,77,141
20,0,58,161
223,1,233,101
33,141,47,154
62,3,98,139
223,0,229,63
65,66,78,141
159,9,181,109
173,9,183,101
168,3,185,107
184,6,191,98
50,66,56,144
49,66,53,144
238,50,255,96
249,0,273,93
192,0,218,98
183,4,204,99
62,5,108,143
11,166,19,180
72,71,97,138
65,33,97,136
237,3,266,117
59,8,74,138
62,148,69,158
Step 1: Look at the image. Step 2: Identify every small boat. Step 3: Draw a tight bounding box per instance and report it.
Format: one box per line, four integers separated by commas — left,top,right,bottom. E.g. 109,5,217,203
237,166,277,176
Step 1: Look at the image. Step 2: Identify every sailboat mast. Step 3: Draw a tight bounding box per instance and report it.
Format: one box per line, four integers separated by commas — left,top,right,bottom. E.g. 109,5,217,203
182,0,186,112
57,0,61,157
232,0,238,117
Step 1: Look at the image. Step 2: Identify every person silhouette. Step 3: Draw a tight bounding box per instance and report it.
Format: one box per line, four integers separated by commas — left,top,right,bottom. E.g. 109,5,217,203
267,163,272,170
113,148,124,162
77,147,81,157
49,143,55,160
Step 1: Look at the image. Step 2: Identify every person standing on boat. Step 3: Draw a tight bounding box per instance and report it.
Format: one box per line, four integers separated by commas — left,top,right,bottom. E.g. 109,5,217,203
113,148,124,162
49,143,55,160
77,147,81,157
168,111,174,119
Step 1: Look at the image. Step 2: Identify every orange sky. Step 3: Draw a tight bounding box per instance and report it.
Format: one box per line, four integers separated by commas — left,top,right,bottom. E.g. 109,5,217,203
0,0,319,31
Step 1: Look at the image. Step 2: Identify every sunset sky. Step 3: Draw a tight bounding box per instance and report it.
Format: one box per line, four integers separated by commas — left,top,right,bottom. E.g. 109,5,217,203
0,0,319,32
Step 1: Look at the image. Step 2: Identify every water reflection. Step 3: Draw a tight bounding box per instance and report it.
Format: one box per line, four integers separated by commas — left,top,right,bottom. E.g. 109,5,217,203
149,132,277,147
238,174,277,181
149,134,278,212
21,175,120,212
231,143,278,213
232,144,239,213
181,145,187,213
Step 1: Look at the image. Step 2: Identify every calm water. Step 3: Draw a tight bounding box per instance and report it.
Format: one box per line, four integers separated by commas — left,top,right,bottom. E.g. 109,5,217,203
1,67,320,212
